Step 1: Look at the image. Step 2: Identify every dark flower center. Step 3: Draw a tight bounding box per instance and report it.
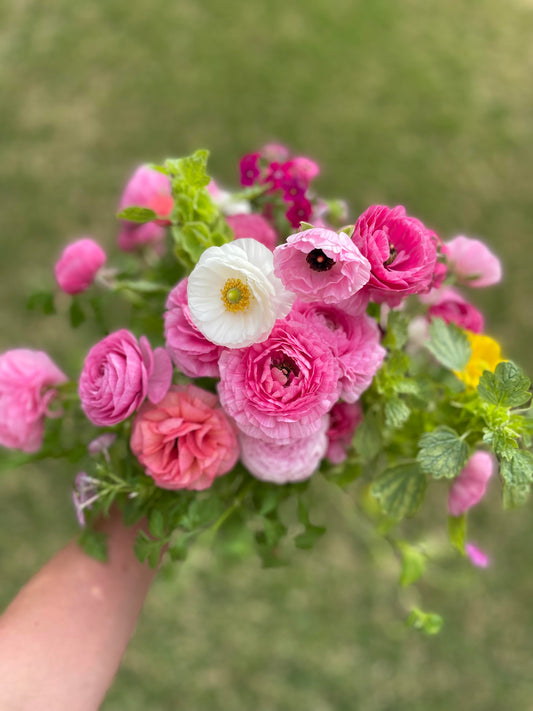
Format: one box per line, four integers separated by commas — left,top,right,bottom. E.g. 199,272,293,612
270,353,300,386
306,248,335,272
384,244,397,267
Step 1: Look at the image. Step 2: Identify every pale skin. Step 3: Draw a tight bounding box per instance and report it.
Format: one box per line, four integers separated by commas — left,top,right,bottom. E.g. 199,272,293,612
0,510,156,711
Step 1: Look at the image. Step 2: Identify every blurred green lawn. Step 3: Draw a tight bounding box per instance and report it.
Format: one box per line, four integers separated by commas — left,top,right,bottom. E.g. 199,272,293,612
1,0,533,709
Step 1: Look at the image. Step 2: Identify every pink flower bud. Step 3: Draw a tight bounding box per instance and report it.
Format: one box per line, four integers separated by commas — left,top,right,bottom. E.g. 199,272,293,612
465,542,490,568
445,236,502,288
54,238,106,295
448,451,494,516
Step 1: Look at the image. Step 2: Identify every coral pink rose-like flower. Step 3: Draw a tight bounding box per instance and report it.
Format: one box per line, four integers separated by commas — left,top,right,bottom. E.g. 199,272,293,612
448,451,494,517
274,227,371,304
0,349,67,453
79,330,172,426
292,301,385,403
351,205,438,306
130,384,239,491
54,238,106,295
427,287,484,333
227,214,278,251
164,278,224,378
239,418,329,484
326,402,363,464
444,235,502,288
218,315,340,444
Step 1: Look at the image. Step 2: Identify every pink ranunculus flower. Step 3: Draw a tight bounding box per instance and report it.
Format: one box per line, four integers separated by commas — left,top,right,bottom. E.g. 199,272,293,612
448,451,495,517
326,402,363,464
118,165,172,251
226,214,278,251
54,238,106,295
79,330,172,426
273,227,371,304
118,221,167,253
0,349,67,453
427,286,484,333
218,315,340,444
239,417,329,484
292,301,385,403
164,278,223,378
445,235,502,288
352,205,438,306
130,384,239,491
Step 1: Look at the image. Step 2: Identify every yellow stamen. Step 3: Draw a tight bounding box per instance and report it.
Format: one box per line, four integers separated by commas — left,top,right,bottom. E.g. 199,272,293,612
220,278,253,313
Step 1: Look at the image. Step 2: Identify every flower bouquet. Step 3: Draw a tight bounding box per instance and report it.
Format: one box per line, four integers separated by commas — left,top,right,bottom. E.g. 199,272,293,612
2,144,532,633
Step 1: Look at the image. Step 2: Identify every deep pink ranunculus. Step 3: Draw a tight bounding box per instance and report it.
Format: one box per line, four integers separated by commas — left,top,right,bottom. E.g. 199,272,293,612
54,238,106,295
118,165,172,251
448,451,494,517
130,384,239,491
444,235,502,288
351,205,438,306
274,227,370,304
326,401,363,465
164,278,223,378
226,214,278,251
79,330,172,426
218,315,340,444
427,287,484,333
292,301,385,402
0,349,67,453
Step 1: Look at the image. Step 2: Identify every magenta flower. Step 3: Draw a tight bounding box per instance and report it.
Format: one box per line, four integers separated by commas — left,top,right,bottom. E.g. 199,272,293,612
0,349,67,453
264,161,294,191
326,402,363,464
79,330,172,426
448,451,494,517
427,287,484,333
164,278,223,378
130,385,239,491
352,205,438,306
218,315,340,444
54,238,106,295
239,153,261,186
286,197,313,228
292,301,385,402
465,543,490,568
445,235,502,288
274,227,370,305
239,418,328,484
118,165,172,251
226,214,278,251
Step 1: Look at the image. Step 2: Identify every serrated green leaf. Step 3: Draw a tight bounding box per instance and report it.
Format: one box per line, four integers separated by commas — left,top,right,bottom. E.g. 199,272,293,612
448,514,466,554
417,426,468,479
179,149,211,188
500,449,533,488
79,528,108,562
27,290,56,315
69,298,85,328
396,541,426,586
503,482,530,509
426,317,471,371
117,206,157,223
371,463,427,520
149,510,165,538
384,397,411,428
477,361,531,409
383,310,409,350
407,607,443,635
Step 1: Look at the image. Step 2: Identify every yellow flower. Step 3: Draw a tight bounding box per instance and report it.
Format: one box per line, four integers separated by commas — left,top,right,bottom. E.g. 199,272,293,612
456,332,503,389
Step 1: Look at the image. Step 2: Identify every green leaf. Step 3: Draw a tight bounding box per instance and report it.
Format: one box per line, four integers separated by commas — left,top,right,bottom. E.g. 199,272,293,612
353,410,383,462
503,483,530,509
323,460,362,488
79,528,108,562
117,206,157,223
426,317,471,371
396,541,426,586
383,310,409,350
417,426,468,479
178,149,211,188
27,290,56,315
149,510,165,539
500,449,533,488
294,499,326,550
407,607,443,635
477,361,531,409
69,298,85,328
371,463,427,520
448,514,466,554
384,397,411,428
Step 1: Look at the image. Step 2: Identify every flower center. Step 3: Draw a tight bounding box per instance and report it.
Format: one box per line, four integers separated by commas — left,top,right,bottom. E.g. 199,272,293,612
220,278,253,313
306,248,335,272
384,244,397,267
271,353,300,386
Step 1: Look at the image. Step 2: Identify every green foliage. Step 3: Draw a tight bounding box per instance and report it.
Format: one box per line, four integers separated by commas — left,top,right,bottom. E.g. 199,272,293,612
384,397,411,429
69,298,86,328
78,528,108,562
407,607,443,635
477,361,531,409
117,206,157,223
383,309,409,351
500,449,533,508
448,514,466,554
371,463,427,520
417,426,469,479
294,499,326,550
396,540,426,586
27,290,56,315
353,409,383,462
425,318,471,371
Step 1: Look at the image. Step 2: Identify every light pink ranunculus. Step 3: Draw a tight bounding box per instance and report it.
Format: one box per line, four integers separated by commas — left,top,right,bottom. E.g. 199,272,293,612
448,451,494,517
292,301,385,403
426,286,484,333
118,165,172,251
326,402,363,464
239,418,329,484
54,238,106,295
445,235,502,288
164,278,223,378
0,349,67,453
79,330,172,426
218,315,340,444
226,214,278,251
352,205,438,306
290,156,320,182
130,384,239,491
273,227,371,304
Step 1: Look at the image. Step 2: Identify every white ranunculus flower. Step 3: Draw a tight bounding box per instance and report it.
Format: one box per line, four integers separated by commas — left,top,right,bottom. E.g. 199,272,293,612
187,239,294,348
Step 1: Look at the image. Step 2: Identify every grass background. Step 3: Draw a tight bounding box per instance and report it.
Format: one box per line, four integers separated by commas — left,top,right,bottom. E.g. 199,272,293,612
1,0,533,708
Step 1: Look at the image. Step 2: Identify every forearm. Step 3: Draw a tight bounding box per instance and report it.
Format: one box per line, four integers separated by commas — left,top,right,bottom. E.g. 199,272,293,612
0,511,156,711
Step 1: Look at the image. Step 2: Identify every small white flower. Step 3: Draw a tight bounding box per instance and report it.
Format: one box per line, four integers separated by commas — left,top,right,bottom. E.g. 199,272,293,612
187,239,294,348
